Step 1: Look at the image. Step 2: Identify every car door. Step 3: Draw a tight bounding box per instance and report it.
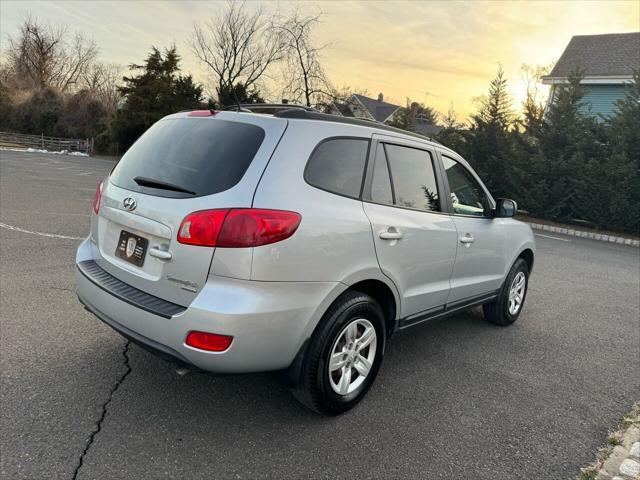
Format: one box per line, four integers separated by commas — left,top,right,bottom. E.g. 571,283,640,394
438,153,509,303
362,135,458,321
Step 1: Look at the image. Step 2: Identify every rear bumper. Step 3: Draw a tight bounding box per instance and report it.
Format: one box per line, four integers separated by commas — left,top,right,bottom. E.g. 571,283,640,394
77,292,197,369
75,238,345,373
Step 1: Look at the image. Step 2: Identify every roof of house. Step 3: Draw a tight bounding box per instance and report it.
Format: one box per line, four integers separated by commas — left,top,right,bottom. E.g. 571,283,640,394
414,121,443,137
334,102,355,117
545,32,640,79
352,94,400,122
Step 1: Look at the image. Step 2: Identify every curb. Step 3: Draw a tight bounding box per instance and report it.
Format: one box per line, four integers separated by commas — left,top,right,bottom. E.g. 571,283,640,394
527,222,639,248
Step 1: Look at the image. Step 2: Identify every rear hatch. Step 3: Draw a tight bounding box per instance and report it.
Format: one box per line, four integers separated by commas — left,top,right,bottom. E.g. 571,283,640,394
91,112,287,306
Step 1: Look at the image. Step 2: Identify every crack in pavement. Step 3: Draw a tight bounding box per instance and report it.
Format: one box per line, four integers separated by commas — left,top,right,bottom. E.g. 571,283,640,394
71,341,132,480
49,285,73,292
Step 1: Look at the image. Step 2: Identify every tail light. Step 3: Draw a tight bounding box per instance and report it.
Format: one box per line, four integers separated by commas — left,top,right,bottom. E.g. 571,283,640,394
185,331,233,352
92,180,104,214
177,208,301,248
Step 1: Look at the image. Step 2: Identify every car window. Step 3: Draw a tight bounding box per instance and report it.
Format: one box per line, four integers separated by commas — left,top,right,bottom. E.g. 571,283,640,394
305,138,369,198
110,118,265,198
441,156,486,216
384,143,440,212
370,144,393,205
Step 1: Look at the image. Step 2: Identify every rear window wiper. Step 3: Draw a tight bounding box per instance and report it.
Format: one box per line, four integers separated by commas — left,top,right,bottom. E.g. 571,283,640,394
133,176,196,195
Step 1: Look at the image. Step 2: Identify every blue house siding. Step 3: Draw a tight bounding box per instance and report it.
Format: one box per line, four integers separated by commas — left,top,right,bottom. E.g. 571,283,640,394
579,84,627,119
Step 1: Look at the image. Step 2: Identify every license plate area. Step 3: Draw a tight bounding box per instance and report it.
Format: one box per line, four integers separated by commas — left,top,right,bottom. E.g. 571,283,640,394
115,230,148,267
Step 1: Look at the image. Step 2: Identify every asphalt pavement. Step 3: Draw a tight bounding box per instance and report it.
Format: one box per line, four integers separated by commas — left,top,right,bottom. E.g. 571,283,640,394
1,150,639,480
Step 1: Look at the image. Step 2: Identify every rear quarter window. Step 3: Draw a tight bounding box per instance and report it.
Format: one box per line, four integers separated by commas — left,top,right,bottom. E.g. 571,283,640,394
110,118,265,198
304,138,370,199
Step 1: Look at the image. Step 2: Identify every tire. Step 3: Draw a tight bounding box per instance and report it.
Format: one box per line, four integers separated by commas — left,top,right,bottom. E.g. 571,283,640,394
483,258,529,326
291,291,386,415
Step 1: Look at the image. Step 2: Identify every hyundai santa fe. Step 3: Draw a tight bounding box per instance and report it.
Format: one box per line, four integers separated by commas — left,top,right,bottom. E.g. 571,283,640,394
76,106,535,415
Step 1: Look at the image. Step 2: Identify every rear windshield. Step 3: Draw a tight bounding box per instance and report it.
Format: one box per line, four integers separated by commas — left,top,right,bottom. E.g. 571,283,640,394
110,118,265,198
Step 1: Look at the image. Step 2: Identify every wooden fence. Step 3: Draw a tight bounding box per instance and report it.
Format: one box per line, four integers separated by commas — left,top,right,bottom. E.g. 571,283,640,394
0,131,93,154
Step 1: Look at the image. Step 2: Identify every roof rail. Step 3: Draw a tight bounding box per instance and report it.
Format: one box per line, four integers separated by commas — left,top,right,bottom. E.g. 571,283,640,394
222,103,319,113
273,109,438,144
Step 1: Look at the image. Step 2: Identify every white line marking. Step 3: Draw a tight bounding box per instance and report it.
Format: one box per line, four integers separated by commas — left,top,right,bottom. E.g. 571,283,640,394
77,171,94,176
0,222,83,240
5,210,90,217
535,233,571,242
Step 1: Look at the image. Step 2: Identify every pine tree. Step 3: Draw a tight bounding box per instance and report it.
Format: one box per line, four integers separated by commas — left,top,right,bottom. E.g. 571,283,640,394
608,71,640,165
472,65,513,130
111,46,204,150
603,71,640,232
465,66,516,197
217,82,265,108
435,103,467,155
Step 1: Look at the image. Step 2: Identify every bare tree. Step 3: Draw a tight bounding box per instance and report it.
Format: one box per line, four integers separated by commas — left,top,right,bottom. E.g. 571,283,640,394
80,62,124,112
521,63,552,107
274,9,331,107
519,62,553,134
316,84,370,114
6,16,98,92
190,1,284,102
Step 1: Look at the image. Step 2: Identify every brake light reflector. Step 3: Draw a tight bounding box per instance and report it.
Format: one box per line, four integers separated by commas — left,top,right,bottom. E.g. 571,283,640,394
185,331,233,352
93,179,103,214
177,208,301,247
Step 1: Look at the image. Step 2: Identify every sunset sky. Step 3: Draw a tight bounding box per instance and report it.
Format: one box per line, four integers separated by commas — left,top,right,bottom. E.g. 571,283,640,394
1,0,638,119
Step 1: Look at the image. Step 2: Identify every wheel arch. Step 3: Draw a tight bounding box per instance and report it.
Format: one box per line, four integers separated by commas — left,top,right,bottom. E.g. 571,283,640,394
517,248,535,273
348,279,398,338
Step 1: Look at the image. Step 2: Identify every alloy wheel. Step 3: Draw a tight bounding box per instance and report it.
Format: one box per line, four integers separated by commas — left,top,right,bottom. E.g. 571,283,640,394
328,318,377,395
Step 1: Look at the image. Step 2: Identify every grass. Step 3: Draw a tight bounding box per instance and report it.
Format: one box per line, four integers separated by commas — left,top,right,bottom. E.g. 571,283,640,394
576,402,640,480
607,431,623,446
577,465,599,480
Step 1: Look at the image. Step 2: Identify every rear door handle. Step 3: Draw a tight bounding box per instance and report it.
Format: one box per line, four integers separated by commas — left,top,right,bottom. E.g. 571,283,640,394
379,227,403,240
459,234,475,244
149,247,172,260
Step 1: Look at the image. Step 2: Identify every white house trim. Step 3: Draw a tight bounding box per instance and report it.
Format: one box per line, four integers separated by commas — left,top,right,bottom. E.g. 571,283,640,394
348,95,375,121
542,75,634,85
382,109,401,123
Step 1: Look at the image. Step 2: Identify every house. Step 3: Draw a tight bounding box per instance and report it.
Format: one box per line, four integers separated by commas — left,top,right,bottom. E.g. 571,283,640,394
328,93,442,136
328,93,402,123
542,32,640,118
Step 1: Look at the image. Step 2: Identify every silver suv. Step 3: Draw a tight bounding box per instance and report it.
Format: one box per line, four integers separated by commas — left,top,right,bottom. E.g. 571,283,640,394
76,107,535,414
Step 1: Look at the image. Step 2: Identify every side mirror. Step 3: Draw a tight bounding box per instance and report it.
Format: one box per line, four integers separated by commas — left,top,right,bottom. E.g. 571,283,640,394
495,198,518,218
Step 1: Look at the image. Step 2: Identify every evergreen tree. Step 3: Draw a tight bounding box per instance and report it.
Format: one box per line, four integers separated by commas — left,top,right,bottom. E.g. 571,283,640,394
435,103,467,155
537,72,610,224
387,99,416,132
388,100,439,132
217,82,265,108
111,46,204,150
602,71,640,232
520,95,545,139
465,66,516,198
607,71,640,165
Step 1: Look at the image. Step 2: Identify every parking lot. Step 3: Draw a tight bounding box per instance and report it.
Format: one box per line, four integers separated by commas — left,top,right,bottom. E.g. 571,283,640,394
1,149,638,480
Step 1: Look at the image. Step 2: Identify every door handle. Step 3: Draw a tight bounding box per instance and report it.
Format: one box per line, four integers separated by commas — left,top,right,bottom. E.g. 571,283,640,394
149,247,172,260
379,227,403,240
459,234,475,244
